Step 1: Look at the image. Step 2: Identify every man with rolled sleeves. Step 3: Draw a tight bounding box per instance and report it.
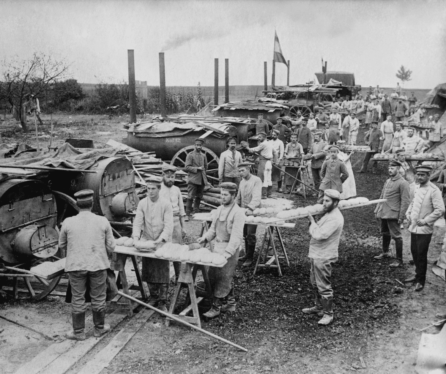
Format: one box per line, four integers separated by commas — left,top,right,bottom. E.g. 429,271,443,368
374,160,410,267
269,129,284,192
405,165,445,291
185,138,208,221
133,177,173,311
244,131,276,199
236,162,262,267
197,182,246,317
59,190,115,340
319,145,349,202
160,165,186,278
303,189,344,326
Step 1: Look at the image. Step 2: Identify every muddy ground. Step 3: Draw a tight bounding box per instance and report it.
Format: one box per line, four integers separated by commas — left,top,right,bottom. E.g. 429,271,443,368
1,113,446,374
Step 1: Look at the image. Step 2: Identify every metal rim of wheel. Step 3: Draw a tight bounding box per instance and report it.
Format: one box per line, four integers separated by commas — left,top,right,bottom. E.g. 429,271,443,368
290,106,312,118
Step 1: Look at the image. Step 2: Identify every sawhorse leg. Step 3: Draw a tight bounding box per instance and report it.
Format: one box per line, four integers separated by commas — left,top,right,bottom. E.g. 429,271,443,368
275,226,290,266
253,229,269,275
253,226,283,276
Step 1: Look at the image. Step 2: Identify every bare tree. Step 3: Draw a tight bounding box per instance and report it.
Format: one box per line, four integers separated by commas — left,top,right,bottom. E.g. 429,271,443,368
0,53,69,132
396,65,412,87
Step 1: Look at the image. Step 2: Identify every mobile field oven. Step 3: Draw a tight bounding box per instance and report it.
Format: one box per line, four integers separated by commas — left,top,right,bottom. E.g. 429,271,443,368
122,117,258,184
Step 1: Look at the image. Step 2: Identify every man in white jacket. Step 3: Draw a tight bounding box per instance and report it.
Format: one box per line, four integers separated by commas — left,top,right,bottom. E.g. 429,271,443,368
405,165,445,291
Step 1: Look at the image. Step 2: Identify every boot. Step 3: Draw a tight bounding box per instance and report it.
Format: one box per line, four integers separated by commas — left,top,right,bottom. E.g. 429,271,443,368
221,289,236,313
277,181,283,193
66,312,86,341
157,284,168,315
394,238,403,263
242,244,255,267
193,198,202,214
374,235,391,259
147,283,159,306
93,310,110,338
302,291,323,316
318,297,334,326
261,187,267,199
203,297,222,319
186,199,193,220
267,186,273,198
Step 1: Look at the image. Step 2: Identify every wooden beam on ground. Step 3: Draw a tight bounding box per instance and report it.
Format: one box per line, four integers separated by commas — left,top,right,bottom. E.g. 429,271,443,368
75,309,155,374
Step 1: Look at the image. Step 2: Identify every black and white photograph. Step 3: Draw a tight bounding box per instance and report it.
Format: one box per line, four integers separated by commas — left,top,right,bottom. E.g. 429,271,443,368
0,0,446,373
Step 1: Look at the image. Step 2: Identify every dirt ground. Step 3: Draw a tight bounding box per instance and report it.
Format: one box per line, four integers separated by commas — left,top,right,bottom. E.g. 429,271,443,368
1,114,446,374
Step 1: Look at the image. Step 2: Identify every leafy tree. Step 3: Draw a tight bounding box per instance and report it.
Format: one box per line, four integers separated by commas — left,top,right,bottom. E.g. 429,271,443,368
53,79,84,106
396,65,412,86
0,53,69,131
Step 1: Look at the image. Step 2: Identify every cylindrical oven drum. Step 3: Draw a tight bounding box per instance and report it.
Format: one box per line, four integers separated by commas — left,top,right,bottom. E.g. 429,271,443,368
12,224,59,259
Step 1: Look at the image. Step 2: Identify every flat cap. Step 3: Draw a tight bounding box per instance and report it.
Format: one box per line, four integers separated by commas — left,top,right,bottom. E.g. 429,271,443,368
257,131,267,137
74,189,94,202
195,138,205,144
314,131,322,135
220,182,238,192
324,189,341,200
272,129,280,135
389,160,402,167
395,148,405,154
238,162,254,168
146,176,162,185
162,164,177,173
329,145,340,151
416,164,433,173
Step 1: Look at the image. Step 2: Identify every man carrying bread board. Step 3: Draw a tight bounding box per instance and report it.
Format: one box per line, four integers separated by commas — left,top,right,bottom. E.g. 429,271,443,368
236,162,262,267
197,182,246,318
133,177,173,312
303,189,344,326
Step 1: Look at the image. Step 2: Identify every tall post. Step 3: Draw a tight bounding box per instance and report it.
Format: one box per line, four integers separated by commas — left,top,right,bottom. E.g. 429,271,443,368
214,58,219,105
225,58,229,103
272,60,275,87
287,60,290,86
128,49,137,124
264,61,267,91
324,61,328,84
159,52,167,118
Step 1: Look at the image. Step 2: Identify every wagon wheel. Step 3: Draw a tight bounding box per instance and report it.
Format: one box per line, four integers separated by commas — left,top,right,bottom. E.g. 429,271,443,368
53,190,79,227
290,106,312,118
171,146,220,186
23,259,64,301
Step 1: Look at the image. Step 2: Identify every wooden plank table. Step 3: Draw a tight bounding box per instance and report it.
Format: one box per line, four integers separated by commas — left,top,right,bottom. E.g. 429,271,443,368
192,214,295,276
114,245,225,327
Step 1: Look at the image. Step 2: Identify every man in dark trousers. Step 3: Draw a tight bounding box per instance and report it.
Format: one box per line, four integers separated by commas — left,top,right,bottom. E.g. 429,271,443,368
185,138,208,221
405,165,445,291
307,131,327,190
374,160,410,267
296,120,312,154
59,190,115,340
273,117,290,143
381,94,392,122
319,145,349,202
236,162,262,267
360,121,383,173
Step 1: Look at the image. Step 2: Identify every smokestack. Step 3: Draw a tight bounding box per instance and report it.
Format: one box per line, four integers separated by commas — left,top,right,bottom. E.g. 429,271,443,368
272,60,275,87
225,59,229,103
159,52,166,118
128,49,137,124
287,60,290,86
214,58,219,106
264,61,267,91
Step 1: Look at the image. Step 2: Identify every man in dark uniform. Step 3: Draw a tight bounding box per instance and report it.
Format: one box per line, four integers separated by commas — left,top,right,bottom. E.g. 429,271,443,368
184,138,208,221
319,145,349,202
59,190,115,340
360,121,383,173
374,160,410,267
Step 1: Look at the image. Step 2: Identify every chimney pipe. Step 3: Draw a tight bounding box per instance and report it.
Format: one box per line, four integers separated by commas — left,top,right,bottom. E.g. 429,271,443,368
264,61,267,91
127,49,136,124
214,58,219,106
159,52,166,118
225,59,229,103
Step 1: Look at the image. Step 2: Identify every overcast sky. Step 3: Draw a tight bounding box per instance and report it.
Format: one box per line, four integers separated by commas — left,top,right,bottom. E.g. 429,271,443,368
2,0,446,88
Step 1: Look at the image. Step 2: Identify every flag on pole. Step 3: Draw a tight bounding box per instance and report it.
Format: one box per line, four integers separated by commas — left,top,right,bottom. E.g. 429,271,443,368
273,32,288,66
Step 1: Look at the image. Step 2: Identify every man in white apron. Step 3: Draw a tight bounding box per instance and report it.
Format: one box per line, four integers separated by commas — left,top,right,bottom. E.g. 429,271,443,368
197,182,245,318
133,177,173,311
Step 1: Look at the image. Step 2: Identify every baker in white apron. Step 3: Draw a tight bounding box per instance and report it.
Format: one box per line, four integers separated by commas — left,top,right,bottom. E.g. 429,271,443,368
197,182,246,318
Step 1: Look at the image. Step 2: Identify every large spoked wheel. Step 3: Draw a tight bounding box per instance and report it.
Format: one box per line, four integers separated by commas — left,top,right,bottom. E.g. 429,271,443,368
53,190,79,227
171,146,220,186
25,259,64,301
290,106,312,118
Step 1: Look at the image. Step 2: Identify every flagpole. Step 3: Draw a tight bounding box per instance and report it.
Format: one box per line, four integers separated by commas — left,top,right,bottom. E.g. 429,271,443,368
272,60,275,87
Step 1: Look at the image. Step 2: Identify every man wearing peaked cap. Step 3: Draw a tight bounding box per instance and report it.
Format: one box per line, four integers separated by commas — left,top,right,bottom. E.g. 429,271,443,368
405,162,445,291
374,158,410,268
185,138,208,221
244,131,277,198
269,127,285,192
303,187,344,326
197,176,246,318
160,163,186,279
59,189,116,340
306,130,327,192
360,120,383,173
318,144,349,202
133,171,173,311
236,161,262,267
